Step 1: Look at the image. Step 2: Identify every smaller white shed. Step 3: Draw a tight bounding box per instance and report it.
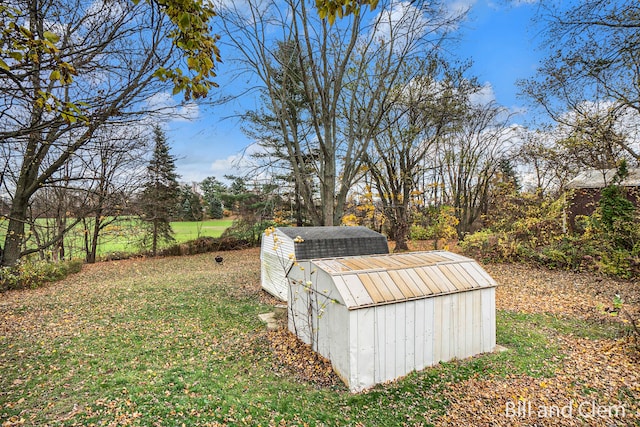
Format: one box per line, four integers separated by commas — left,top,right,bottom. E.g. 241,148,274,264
287,251,498,392
260,226,388,300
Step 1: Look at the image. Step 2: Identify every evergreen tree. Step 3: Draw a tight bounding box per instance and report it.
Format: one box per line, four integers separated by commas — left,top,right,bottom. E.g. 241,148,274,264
209,198,224,219
176,185,204,221
139,126,180,255
200,176,227,219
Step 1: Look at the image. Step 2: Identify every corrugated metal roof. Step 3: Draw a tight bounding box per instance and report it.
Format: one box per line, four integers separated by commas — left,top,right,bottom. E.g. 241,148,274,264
276,226,389,260
566,168,640,189
311,251,497,310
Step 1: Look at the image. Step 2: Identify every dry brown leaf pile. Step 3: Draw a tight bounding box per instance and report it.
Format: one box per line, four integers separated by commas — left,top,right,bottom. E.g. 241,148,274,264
267,329,343,389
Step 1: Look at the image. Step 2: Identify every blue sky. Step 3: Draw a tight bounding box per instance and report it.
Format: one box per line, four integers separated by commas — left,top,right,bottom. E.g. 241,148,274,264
167,0,547,184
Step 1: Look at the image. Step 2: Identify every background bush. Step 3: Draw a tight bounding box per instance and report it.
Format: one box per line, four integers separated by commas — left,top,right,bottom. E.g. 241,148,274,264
460,187,640,279
1,258,84,292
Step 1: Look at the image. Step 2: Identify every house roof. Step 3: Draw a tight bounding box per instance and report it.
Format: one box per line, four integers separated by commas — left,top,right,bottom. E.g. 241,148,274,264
311,251,498,310
277,226,388,260
566,168,640,189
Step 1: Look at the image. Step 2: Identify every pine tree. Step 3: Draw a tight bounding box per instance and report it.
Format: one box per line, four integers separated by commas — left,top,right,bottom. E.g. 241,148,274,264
139,126,180,255
200,176,227,219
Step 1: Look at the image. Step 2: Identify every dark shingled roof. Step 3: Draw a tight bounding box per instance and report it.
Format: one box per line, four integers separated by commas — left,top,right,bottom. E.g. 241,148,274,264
277,226,388,260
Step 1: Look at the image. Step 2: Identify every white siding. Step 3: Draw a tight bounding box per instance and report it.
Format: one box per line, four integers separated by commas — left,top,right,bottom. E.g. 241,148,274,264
353,309,376,392
350,289,497,392
325,297,350,385
286,260,317,345
260,232,295,300
481,287,496,353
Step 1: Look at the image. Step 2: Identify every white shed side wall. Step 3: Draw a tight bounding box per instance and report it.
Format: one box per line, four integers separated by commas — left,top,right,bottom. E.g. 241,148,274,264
481,287,497,353
260,232,295,301
347,288,496,392
287,268,351,386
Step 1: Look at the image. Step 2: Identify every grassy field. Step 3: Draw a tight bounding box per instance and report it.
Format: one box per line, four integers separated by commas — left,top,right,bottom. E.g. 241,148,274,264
0,218,233,260
1,248,638,426
170,220,234,242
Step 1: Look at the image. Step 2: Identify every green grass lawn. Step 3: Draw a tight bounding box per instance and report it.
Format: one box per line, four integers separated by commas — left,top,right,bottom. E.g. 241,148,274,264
170,219,234,243
1,249,635,426
0,217,233,260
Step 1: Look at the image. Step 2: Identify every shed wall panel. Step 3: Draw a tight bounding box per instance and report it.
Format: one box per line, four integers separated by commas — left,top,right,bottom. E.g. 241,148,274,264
440,294,454,362
461,292,472,357
325,290,350,384
466,294,474,355
481,287,496,352
260,251,291,300
413,299,426,371
354,309,376,392
374,307,387,383
382,304,396,382
396,303,405,382
423,298,435,370
404,300,416,374
472,290,482,354
433,296,443,363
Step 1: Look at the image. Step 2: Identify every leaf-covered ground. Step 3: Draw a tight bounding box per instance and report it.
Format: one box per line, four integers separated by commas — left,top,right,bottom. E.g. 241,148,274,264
439,263,640,426
1,248,639,426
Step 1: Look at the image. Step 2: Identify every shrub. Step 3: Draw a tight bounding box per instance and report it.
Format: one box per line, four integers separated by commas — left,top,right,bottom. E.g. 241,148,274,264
0,258,84,292
459,185,640,279
459,230,508,262
157,236,251,257
598,250,634,279
409,225,433,241
222,218,278,246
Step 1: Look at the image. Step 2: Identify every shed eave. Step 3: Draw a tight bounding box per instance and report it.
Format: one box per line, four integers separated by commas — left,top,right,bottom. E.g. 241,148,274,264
343,283,498,310
319,258,482,275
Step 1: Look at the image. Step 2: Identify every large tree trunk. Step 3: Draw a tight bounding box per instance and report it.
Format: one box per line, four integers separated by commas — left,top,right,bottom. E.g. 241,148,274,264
393,216,410,252
89,216,101,263
322,135,336,226
2,198,29,267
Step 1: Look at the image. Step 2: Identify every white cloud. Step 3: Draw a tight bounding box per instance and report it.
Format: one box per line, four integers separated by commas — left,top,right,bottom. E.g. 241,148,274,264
369,0,437,51
445,0,476,16
145,92,200,122
469,82,496,106
208,143,262,178
86,0,129,28
210,154,244,175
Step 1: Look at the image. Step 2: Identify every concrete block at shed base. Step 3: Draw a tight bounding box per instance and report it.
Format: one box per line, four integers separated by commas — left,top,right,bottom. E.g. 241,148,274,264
258,312,280,331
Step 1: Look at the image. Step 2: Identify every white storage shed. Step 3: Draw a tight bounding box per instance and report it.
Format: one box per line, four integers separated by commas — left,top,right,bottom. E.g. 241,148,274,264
260,226,388,300
287,251,498,392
